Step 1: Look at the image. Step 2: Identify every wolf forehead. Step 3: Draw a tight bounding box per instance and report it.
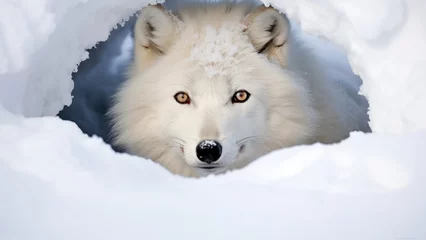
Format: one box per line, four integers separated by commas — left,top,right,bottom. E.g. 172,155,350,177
133,2,291,76
186,24,255,78
158,9,258,77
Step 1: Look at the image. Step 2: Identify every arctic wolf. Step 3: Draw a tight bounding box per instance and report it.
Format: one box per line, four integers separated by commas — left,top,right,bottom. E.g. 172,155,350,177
110,1,371,177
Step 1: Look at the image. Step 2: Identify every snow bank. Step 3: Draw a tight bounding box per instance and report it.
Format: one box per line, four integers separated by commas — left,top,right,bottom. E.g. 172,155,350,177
0,0,426,239
0,0,150,116
266,0,426,133
1,111,426,239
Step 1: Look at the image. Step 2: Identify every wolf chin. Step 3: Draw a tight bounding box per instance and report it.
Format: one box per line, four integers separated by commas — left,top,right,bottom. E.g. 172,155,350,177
110,1,371,178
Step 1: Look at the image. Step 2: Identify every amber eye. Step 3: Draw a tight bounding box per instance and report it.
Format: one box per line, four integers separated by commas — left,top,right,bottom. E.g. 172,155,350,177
174,92,191,104
232,90,251,103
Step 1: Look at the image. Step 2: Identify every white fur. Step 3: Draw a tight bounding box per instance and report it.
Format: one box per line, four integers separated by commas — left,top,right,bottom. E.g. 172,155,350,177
110,1,371,178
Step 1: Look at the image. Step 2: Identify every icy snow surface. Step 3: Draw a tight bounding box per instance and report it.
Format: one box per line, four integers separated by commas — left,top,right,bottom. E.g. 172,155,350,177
0,0,426,239
1,112,426,239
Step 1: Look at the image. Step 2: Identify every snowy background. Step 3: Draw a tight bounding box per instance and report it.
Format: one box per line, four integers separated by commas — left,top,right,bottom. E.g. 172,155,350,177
57,15,137,151
1,0,426,239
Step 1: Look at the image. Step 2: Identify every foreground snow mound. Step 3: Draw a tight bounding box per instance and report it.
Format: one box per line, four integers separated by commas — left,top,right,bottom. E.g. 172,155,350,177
1,112,426,239
1,0,426,239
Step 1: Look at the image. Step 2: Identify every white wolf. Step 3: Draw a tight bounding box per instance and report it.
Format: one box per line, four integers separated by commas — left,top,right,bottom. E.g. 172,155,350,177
110,1,371,178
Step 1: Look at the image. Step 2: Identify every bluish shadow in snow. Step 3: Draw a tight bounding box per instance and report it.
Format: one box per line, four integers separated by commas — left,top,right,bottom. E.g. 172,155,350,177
58,16,137,152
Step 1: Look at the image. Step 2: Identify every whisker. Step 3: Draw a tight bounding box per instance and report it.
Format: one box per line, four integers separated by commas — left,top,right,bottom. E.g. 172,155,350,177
169,142,184,148
174,137,187,143
236,135,284,147
236,135,259,145
156,146,174,160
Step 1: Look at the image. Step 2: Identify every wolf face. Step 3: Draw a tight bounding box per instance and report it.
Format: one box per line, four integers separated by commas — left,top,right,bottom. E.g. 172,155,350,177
110,2,317,177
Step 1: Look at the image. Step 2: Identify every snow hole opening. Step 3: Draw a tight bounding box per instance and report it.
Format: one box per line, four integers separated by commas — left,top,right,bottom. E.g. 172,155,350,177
51,0,374,177
58,13,138,153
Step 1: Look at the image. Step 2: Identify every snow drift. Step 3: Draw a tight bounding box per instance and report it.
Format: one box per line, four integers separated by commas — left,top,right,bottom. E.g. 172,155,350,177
0,0,425,239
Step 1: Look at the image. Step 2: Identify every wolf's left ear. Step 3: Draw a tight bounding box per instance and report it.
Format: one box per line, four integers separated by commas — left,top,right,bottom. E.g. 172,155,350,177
244,6,290,66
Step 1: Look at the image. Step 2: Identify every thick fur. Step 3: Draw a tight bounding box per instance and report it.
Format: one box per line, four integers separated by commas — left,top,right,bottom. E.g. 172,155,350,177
110,1,371,178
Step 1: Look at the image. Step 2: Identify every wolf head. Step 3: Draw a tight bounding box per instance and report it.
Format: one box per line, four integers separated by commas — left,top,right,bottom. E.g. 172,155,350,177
110,2,317,177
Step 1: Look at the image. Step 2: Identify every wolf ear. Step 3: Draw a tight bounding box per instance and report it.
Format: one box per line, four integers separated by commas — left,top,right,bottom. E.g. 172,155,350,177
134,4,178,55
244,6,290,66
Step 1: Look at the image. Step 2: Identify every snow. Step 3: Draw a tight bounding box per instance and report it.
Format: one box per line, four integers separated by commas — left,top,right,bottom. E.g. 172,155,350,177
0,0,150,117
56,16,137,150
1,113,426,239
267,0,426,134
199,140,218,148
0,0,426,239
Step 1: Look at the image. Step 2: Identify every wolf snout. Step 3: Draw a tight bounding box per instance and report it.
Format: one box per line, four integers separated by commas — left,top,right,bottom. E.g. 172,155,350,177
196,140,222,164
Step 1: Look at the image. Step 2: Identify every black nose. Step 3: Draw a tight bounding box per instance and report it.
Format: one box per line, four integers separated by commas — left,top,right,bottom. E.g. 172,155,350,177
196,140,222,164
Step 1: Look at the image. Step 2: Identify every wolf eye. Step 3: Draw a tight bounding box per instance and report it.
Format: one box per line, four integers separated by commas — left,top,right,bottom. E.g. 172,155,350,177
232,90,251,103
174,92,191,104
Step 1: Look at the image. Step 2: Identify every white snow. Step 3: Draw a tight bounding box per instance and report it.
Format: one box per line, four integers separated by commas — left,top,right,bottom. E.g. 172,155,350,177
267,0,426,134
0,0,151,117
0,0,426,239
1,110,426,239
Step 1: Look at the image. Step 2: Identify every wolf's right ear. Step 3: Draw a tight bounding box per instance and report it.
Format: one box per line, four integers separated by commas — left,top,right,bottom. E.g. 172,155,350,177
134,4,178,55
244,6,290,66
